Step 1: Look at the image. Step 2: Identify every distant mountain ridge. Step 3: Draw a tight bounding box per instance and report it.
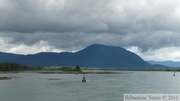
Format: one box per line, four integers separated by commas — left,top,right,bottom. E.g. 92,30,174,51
0,52,24,62
0,44,156,68
148,61,180,67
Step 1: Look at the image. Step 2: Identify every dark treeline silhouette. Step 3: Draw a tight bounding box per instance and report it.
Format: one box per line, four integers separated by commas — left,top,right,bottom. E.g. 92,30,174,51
74,66,82,71
0,62,43,71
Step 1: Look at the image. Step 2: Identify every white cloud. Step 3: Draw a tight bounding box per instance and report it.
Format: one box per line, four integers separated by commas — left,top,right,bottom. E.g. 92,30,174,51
6,40,63,55
127,46,180,62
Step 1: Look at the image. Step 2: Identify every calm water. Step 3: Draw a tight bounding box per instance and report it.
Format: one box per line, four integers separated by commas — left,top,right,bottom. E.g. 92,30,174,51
0,71,180,101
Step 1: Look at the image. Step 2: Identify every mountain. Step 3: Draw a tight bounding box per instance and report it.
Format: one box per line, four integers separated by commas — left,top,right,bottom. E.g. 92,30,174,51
0,52,24,62
148,61,180,67
14,44,152,68
0,44,152,68
72,44,152,68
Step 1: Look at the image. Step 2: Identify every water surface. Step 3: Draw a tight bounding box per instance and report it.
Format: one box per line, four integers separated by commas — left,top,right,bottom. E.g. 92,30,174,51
0,71,180,101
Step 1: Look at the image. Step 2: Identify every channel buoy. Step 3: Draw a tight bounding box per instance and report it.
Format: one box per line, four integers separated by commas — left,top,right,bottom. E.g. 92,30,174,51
82,74,86,83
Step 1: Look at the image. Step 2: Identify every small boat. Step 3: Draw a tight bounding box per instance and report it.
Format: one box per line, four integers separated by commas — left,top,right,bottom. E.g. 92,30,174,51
82,74,86,83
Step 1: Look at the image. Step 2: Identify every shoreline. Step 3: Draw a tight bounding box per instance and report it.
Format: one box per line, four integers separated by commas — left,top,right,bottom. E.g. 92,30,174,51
0,77,11,80
0,69,179,74
0,70,124,74
37,71,122,74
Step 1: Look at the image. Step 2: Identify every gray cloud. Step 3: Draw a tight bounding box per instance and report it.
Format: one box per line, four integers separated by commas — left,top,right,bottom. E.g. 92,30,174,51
0,0,113,33
1,31,180,53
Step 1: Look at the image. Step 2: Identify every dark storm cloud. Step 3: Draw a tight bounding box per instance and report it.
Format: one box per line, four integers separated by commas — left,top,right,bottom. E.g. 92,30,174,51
0,0,112,33
0,0,173,32
2,0,176,33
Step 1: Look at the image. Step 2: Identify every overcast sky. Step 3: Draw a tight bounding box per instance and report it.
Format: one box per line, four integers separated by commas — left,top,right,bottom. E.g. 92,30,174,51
1,0,180,61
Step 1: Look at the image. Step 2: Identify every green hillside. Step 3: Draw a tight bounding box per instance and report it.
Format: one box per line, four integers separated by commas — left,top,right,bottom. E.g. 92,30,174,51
0,62,43,71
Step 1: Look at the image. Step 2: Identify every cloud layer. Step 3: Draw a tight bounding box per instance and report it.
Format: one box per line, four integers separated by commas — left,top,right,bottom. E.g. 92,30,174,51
1,0,180,61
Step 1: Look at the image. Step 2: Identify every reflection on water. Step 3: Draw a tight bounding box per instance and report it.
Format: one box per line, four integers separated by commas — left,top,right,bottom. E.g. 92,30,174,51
0,71,180,101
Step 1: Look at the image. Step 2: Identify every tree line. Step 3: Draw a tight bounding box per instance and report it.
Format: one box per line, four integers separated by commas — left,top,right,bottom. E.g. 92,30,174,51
0,62,43,71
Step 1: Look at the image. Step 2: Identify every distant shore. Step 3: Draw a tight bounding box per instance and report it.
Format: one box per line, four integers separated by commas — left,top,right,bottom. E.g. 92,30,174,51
0,67,180,75
36,70,122,74
0,77,11,80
